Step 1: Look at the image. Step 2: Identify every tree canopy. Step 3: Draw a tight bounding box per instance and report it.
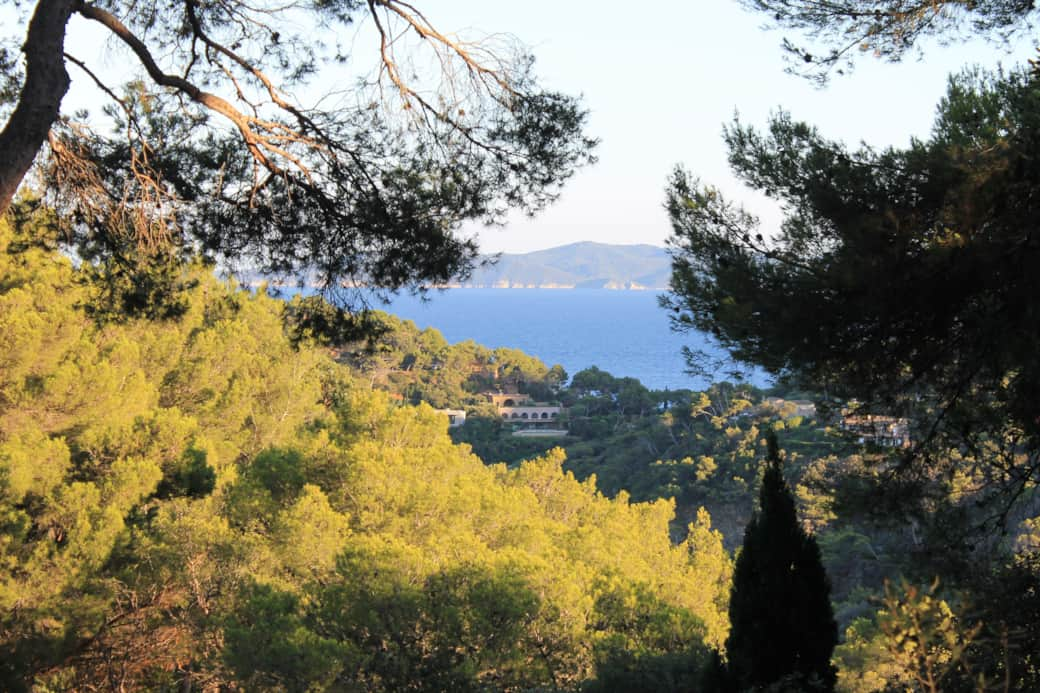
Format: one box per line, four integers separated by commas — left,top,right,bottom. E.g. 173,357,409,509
0,1,596,305
723,433,837,691
0,211,728,690
662,9,1040,686
664,65,1040,520
739,0,1038,82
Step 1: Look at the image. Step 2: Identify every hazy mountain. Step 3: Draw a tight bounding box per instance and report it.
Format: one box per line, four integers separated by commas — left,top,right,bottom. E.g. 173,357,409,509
454,242,671,289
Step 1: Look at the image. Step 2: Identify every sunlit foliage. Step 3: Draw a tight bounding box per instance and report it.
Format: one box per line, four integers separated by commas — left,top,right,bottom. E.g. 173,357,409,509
0,213,727,690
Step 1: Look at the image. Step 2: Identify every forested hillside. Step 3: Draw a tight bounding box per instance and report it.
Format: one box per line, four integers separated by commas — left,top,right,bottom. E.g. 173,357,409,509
339,287,1040,691
334,312,836,539
0,216,732,690
5,204,1040,689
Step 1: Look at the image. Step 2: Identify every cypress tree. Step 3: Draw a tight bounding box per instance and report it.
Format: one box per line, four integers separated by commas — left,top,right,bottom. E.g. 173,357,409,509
724,432,837,691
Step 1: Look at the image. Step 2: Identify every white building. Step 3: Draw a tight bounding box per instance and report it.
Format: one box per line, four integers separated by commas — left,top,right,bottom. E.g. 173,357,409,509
437,409,467,427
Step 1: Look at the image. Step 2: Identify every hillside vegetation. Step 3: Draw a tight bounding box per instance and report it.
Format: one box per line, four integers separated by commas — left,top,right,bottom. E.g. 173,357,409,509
340,305,1040,691
6,207,1040,689
0,216,733,690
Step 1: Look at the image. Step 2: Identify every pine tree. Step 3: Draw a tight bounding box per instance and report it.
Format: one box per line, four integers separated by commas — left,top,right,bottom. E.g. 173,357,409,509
724,432,837,691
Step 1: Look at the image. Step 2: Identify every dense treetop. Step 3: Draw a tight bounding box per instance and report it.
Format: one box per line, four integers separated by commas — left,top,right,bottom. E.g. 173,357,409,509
740,0,1038,82
724,433,837,691
661,7,1040,686
664,67,1040,519
0,1,595,311
0,212,728,690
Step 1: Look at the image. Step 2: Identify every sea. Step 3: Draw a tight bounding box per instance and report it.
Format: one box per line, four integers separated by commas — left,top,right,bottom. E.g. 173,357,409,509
360,289,766,392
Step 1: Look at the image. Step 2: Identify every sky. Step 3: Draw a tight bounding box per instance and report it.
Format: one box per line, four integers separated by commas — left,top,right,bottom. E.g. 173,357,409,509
428,2,1038,254
19,2,1040,255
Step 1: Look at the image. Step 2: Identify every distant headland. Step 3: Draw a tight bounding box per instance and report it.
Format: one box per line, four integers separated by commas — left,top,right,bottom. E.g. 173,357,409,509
442,241,671,290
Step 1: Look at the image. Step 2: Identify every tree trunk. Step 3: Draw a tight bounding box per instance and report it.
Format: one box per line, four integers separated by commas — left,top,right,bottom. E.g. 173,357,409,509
0,0,78,216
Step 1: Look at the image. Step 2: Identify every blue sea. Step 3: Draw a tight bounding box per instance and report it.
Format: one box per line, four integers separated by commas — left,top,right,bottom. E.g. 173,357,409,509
365,289,765,392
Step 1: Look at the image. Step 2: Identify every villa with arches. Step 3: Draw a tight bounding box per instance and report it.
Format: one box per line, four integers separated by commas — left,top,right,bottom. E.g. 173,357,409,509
484,391,564,432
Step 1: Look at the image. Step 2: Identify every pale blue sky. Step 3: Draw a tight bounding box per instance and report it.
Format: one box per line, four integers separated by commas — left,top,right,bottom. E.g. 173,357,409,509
28,2,1040,255
435,2,1037,254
